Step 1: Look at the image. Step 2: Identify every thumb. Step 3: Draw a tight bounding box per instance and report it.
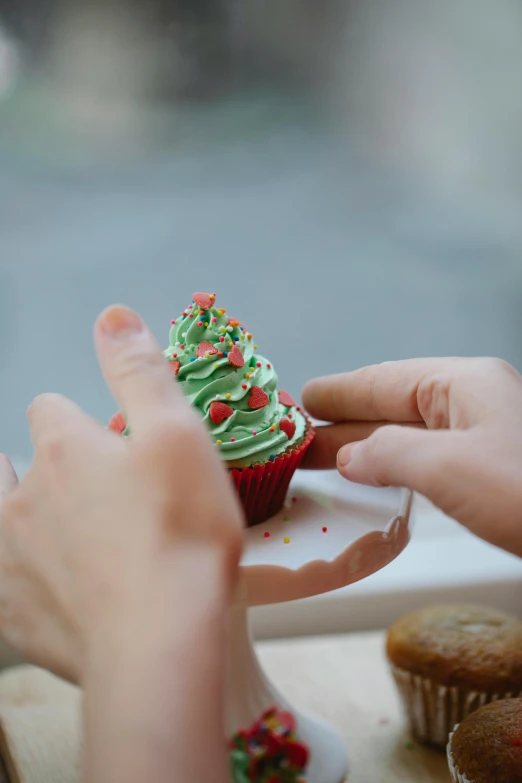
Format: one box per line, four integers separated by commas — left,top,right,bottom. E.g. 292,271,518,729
337,425,471,508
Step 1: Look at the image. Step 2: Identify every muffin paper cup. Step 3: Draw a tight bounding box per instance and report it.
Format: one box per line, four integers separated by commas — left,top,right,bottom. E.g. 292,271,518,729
446,728,473,783
229,420,315,528
391,665,522,749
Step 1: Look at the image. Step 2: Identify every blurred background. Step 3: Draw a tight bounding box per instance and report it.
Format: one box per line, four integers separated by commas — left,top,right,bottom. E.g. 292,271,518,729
1,0,522,466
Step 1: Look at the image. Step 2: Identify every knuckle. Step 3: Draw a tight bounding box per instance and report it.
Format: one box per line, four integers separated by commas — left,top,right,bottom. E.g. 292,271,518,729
114,348,165,384
416,375,451,428
372,424,402,449
328,377,347,418
357,365,381,418
38,434,67,464
364,425,399,459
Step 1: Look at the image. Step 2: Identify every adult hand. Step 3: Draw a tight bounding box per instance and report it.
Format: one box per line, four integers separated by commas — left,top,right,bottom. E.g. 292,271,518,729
0,306,243,783
303,358,522,557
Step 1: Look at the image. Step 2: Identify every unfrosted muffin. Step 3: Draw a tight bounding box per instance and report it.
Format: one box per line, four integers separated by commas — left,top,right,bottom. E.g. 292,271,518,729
447,698,522,783
386,604,522,749
109,291,314,526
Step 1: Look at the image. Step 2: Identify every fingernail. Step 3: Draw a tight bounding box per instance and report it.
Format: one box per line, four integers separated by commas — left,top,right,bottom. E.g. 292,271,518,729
99,307,143,338
337,441,361,469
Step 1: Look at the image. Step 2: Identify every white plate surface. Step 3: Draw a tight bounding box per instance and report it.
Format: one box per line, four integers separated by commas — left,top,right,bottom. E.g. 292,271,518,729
242,470,412,606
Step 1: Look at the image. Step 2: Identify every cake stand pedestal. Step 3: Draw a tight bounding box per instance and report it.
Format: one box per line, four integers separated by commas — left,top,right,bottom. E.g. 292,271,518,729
227,470,413,783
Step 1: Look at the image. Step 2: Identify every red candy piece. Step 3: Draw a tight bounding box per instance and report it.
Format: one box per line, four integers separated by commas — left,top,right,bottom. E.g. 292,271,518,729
279,418,296,439
249,386,269,410
277,710,297,733
195,341,218,358
228,345,245,368
192,292,214,310
278,389,296,408
169,360,181,376
209,401,234,424
108,412,126,434
287,741,309,769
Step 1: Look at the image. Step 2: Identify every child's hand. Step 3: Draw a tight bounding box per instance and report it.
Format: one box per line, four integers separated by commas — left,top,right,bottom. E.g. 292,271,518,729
0,306,243,683
303,358,522,556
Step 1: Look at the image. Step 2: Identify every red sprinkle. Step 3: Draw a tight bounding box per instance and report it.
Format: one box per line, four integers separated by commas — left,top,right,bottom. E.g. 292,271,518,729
218,352,224,357
242,383,248,389
180,344,185,350
228,345,245,368
230,437,235,442
193,292,214,310
108,412,126,434
209,401,234,424
264,531,270,538
196,341,218,358
279,418,296,439
219,336,225,342
171,319,176,324
279,389,297,408
322,526,328,533
197,321,203,326
256,362,262,367
249,386,270,410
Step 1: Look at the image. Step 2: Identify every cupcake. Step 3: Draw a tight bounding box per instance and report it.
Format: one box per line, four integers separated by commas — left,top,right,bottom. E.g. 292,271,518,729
386,604,522,749
109,292,314,526
447,698,522,783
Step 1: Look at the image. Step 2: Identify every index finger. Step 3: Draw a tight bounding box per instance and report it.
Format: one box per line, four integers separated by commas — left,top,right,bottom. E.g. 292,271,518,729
95,306,186,434
27,394,100,448
302,359,461,422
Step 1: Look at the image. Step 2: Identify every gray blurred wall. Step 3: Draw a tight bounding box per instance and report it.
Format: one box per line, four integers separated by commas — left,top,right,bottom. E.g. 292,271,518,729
1,0,522,464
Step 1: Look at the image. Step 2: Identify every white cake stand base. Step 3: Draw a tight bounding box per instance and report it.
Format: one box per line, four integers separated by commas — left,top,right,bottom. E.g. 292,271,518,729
227,590,348,783
227,470,413,783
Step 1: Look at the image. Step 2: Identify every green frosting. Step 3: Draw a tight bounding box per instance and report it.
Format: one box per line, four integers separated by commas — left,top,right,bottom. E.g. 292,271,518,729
159,294,307,468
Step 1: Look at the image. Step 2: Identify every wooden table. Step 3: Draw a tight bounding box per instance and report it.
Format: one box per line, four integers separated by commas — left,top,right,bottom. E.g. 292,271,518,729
0,631,451,783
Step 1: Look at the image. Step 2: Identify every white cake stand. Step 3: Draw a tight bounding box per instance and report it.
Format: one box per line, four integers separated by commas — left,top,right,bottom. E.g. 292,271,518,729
226,470,413,783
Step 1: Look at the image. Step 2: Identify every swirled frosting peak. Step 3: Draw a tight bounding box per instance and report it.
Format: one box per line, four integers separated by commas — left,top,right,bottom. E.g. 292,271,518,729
161,292,307,468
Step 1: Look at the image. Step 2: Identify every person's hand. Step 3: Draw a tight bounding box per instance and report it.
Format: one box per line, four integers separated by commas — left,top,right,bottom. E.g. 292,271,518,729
303,358,522,557
0,306,243,684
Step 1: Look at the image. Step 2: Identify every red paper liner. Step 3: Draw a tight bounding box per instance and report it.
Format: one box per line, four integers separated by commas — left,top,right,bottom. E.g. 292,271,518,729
108,409,315,528
229,419,315,528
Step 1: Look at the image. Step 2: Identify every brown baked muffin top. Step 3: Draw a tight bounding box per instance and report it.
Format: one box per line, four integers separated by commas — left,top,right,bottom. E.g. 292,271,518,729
449,698,522,783
386,604,522,691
